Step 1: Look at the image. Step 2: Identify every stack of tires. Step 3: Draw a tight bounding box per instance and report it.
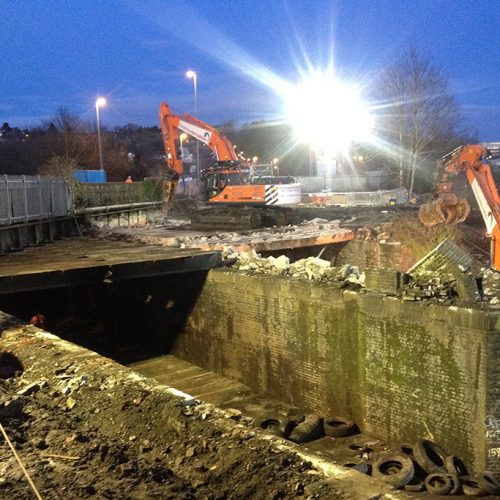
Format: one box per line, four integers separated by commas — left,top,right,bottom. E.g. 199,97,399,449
253,412,500,496
253,412,358,443
361,439,500,496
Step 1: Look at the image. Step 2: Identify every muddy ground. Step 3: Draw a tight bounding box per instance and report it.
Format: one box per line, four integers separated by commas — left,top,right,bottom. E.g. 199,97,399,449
0,315,402,500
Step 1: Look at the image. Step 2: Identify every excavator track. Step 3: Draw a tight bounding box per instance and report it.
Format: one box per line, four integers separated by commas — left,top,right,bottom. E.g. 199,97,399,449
190,206,295,230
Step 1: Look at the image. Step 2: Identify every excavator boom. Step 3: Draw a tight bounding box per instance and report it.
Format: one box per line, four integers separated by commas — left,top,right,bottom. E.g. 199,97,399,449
159,101,301,228
419,144,500,269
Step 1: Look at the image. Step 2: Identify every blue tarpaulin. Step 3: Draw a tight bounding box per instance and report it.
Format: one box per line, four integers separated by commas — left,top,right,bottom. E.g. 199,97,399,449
73,170,107,183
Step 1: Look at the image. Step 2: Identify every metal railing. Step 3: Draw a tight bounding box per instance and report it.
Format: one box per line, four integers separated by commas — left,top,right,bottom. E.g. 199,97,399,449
0,175,70,226
310,187,409,206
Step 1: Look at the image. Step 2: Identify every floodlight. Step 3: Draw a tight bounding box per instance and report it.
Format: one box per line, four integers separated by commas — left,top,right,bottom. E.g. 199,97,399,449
284,73,372,153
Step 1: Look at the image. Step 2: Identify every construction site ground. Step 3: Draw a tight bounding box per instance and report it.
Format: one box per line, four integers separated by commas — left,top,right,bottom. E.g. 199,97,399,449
0,203,496,499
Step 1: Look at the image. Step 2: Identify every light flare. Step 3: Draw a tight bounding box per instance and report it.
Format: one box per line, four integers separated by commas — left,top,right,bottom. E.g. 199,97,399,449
283,72,373,154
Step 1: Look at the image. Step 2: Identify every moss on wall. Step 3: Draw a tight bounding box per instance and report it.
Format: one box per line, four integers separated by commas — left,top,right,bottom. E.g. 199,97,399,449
174,269,499,474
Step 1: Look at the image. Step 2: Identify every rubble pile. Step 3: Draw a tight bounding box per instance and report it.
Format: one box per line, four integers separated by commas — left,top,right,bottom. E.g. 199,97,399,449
480,268,500,304
401,272,459,303
174,219,344,250
355,223,393,242
225,249,365,287
109,218,349,253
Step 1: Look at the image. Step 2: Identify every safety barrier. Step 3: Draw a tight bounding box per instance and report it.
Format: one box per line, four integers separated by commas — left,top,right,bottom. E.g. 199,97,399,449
310,187,409,206
0,175,70,226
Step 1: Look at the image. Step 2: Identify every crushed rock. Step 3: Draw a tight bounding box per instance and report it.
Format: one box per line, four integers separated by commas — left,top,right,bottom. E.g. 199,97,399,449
225,250,365,287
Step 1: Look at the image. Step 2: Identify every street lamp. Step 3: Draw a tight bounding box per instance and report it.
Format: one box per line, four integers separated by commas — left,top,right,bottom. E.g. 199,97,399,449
179,132,188,170
186,70,199,177
95,97,107,171
273,158,279,175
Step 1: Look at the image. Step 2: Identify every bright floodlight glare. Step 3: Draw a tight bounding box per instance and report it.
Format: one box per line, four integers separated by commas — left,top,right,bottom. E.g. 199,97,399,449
95,97,107,108
284,73,372,153
186,70,196,79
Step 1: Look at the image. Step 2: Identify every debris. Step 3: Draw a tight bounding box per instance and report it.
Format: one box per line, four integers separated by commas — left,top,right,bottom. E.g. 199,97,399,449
0,397,23,418
17,381,46,396
66,397,76,410
42,453,80,460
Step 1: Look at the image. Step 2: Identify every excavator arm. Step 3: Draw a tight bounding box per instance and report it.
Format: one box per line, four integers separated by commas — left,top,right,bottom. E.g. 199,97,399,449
159,102,239,203
419,144,500,269
158,100,301,228
159,101,238,169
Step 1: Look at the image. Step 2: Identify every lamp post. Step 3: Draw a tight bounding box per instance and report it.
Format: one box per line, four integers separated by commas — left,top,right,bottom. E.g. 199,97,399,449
179,133,188,179
95,97,107,171
186,70,199,178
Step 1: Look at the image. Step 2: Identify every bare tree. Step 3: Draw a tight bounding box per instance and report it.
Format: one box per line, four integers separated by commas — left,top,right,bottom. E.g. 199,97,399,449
374,46,466,194
42,107,88,160
39,155,79,179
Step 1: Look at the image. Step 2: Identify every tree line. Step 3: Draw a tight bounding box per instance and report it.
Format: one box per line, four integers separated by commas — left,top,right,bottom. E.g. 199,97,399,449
0,46,474,191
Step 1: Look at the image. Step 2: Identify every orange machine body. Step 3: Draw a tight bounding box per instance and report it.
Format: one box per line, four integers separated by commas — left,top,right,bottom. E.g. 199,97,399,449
419,144,500,270
159,101,300,207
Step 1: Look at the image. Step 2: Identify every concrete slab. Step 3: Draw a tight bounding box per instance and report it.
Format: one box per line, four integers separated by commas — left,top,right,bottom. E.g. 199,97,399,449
110,221,353,253
0,238,220,294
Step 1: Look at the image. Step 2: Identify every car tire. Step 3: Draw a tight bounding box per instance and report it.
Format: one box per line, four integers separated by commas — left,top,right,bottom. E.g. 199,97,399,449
477,471,500,495
462,478,488,496
254,412,285,437
323,417,357,438
372,453,415,488
413,439,447,474
424,472,453,495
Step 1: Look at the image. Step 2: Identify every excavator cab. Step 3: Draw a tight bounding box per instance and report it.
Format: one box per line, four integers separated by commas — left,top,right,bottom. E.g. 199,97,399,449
201,164,245,201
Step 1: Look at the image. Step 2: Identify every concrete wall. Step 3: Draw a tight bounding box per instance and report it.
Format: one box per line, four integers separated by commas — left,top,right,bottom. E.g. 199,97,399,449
172,269,500,475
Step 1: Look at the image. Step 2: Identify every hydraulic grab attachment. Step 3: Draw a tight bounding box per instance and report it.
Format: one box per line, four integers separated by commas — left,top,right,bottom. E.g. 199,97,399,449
418,144,500,270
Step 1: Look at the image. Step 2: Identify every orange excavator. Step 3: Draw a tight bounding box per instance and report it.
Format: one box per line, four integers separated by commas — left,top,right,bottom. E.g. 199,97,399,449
418,143,500,270
159,101,301,228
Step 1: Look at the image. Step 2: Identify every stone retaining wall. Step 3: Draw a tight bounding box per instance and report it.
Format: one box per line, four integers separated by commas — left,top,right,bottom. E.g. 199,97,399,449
172,269,500,475
336,240,415,272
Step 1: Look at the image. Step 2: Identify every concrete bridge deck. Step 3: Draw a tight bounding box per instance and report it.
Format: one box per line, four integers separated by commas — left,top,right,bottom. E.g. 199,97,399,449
0,238,220,294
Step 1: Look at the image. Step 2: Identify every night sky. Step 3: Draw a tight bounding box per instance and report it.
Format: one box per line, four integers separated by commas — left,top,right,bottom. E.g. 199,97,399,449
1,0,499,140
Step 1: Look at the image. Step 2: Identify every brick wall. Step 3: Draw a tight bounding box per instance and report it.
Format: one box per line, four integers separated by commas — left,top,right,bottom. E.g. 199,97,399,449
172,269,500,475
336,240,415,272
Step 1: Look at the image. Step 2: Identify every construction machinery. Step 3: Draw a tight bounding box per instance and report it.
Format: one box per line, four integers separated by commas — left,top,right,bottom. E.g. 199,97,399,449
159,102,301,228
419,144,500,269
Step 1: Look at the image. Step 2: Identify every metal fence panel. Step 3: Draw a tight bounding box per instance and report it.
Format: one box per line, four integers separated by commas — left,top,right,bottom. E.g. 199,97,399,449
0,176,10,224
0,175,70,226
297,177,325,193
50,177,70,216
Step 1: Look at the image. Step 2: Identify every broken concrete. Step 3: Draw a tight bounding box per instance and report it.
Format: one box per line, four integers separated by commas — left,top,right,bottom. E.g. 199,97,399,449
107,218,353,254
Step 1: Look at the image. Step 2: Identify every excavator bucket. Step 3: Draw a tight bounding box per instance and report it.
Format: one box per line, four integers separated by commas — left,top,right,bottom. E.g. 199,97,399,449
453,198,471,223
418,199,445,227
418,198,471,227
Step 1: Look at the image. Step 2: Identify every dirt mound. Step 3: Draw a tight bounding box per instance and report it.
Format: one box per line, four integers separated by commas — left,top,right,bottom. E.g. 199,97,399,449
0,324,340,499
